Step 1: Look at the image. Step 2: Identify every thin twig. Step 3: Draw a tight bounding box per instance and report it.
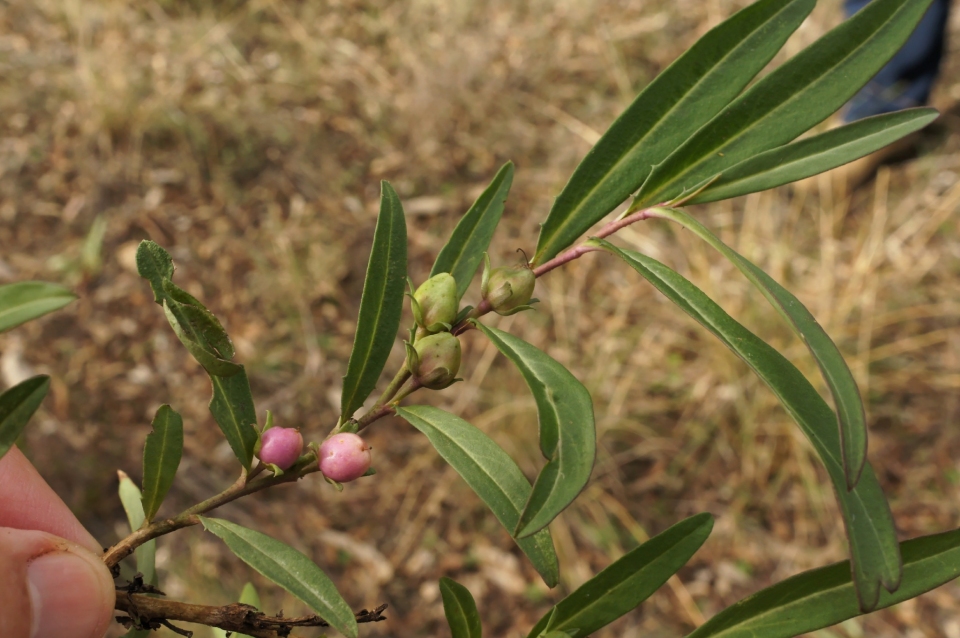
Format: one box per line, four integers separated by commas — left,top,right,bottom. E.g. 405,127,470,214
102,463,318,569
452,206,655,336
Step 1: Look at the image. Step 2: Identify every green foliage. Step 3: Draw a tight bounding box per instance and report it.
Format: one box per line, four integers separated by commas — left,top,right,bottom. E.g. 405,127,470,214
199,517,358,638
651,206,868,489
397,405,559,587
140,405,184,522
687,108,939,204
687,528,960,637
118,473,157,586
471,322,595,538
82,0,956,633
0,281,76,333
527,513,713,637
340,181,408,422
136,240,258,469
440,577,483,638
595,240,900,610
533,0,814,264
635,0,935,207
432,161,514,299
0,375,49,462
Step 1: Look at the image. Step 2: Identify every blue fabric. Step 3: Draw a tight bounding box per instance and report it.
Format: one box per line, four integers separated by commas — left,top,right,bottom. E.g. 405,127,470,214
843,0,950,122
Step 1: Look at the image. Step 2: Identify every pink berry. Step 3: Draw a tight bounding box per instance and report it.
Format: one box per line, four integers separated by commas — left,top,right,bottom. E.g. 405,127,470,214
319,433,372,483
258,427,304,470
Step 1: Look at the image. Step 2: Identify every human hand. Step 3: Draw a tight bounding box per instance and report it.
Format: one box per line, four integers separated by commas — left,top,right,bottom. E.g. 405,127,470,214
0,446,115,638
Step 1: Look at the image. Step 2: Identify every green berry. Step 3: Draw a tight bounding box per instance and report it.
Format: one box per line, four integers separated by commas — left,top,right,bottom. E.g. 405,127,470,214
413,273,458,334
412,332,461,389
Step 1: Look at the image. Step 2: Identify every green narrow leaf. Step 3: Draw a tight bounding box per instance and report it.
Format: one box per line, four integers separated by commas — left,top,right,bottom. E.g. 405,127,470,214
440,577,483,638
397,405,560,587
635,0,936,206
0,375,50,462
135,240,175,304
686,528,960,638
340,181,408,421
140,405,184,522
162,301,243,377
239,581,261,608
688,108,939,204
432,162,514,299
528,513,713,638
0,282,76,333
595,240,900,611
209,371,259,470
199,517,358,638
532,0,814,265
650,207,867,489
136,241,258,469
471,323,596,539
117,473,157,586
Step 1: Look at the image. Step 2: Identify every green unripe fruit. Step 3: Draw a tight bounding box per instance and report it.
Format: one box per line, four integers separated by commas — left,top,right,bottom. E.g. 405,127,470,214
482,263,535,315
412,332,461,390
413,273,458,334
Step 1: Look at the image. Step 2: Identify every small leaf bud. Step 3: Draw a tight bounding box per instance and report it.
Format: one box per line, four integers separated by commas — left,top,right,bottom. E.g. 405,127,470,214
319,433,372,483
481,258,535,315
257,427,304,470
413,273,458,334
412,332,462,390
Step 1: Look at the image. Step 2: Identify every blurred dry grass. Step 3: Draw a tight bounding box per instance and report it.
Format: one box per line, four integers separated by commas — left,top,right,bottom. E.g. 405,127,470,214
3,0,960,636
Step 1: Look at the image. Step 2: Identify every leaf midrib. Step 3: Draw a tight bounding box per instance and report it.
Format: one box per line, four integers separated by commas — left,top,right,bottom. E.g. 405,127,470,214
0,296,73,322
420,419,528,515
711,120,925,191
549,533,696,632
225,532,339,609
142,412,177,518
342,199,399,416
212,376,252,461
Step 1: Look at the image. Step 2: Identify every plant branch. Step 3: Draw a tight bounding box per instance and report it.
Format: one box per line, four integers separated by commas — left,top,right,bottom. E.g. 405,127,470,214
102,462,319,570
452,206,654,336
116,591,387,638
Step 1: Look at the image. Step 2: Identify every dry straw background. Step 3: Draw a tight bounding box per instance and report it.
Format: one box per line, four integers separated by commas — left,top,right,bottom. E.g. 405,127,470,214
3,0,960,636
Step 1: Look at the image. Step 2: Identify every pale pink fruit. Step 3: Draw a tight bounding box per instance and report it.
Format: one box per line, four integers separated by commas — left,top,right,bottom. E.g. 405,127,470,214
258,427,304,470
319,433,372,483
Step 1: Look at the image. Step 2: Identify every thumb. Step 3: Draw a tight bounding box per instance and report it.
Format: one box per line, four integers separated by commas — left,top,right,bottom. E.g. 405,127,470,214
0,528,115,638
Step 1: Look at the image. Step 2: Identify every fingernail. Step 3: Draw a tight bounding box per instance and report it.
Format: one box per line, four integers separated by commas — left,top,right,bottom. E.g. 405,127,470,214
27,551,111,638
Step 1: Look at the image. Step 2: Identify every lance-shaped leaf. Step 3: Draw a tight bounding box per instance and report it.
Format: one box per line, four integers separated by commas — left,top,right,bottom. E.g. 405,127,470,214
650,207,867,489
0,375,49,462
595,240,900,610
686,528,960,638
340,181,408,421
0,282,76,333
432,162,513,299
527,513,713,638
440,577,483,638
136,241,258,469
140,405,183,522
532,0,814,265
471,323,596,539
117,472,157,586
687,108,939,205
397,405,560,587
209,371,259,470
635,0,936,207
136,240,175,303
199,517,358,638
